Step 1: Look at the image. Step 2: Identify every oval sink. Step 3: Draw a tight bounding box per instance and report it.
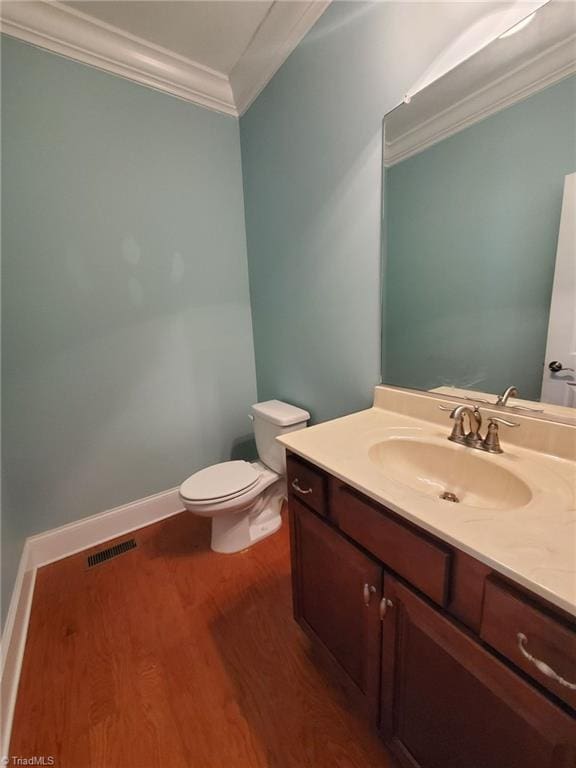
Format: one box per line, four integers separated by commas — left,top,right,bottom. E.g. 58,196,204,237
368,438,532,510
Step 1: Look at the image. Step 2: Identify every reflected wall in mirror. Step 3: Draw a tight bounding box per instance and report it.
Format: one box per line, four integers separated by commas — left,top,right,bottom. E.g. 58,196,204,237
381,0,576,413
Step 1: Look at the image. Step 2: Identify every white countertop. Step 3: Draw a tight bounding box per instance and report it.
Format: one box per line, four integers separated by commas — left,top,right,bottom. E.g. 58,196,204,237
278,388,576,616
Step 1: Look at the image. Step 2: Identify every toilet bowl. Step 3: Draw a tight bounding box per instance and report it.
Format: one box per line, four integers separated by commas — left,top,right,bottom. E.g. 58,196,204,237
179,400,309,553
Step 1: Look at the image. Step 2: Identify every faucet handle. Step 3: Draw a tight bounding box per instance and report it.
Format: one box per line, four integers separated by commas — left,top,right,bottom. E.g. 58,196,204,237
488,416,520,428
438,404,473,417
507,403,544,413
483,416,519,453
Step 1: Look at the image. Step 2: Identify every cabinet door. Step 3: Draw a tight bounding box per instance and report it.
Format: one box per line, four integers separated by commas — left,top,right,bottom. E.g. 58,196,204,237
290,497,383,719
380,576,576,768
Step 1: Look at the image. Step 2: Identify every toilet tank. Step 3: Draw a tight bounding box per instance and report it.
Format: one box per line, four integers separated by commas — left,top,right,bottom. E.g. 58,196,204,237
250,400,310,474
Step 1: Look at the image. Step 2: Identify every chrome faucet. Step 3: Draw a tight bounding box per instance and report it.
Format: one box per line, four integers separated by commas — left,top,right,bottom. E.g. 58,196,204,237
439,404,519,453
495,386,518,406
449,405,483,448
494,385,543,413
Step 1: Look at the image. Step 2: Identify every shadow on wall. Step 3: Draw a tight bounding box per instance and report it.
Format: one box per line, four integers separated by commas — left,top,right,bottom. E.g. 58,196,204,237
230,434,257,462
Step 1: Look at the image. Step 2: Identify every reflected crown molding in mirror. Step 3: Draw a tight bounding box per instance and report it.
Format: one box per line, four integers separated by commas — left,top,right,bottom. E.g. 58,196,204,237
385,36,575,167
404,0,549,102
385,3,576,167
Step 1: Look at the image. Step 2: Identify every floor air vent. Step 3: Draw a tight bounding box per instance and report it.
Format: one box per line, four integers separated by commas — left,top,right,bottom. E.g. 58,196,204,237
87,538,137,568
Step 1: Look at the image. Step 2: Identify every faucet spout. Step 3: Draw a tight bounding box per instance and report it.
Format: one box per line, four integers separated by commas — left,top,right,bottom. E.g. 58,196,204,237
449,405,483,447
496,386,518,406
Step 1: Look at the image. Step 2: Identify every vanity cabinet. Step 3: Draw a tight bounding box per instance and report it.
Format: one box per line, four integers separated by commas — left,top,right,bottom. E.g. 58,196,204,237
290,496,382,718
331,482,451,606
381,577,576,768
286,453,576,768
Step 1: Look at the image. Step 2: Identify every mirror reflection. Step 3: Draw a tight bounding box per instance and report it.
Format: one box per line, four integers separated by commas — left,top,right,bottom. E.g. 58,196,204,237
381,1,576,413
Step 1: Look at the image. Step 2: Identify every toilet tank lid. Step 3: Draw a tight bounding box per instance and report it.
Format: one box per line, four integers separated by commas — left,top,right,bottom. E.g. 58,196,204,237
251,400,310,427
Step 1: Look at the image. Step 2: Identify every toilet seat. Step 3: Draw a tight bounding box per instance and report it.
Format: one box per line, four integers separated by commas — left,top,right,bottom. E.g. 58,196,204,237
180,460,261,503
179,399,308,554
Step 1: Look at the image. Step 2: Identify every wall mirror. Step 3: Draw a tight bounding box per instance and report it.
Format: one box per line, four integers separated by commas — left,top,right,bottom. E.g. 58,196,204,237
381,0,576,417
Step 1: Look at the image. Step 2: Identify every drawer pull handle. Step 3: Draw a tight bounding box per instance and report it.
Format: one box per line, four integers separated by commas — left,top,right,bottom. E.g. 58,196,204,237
292,479,313,495
517,633,576,690
363,584,376,606
379,597,393,620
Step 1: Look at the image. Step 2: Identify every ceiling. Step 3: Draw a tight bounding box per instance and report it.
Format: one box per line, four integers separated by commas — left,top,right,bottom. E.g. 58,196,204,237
0,0,331,115
63,1,275,75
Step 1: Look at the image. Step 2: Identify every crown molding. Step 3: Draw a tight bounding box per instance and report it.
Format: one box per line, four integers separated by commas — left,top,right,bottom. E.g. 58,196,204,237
385,34,576,167
0,0,331,117
231,0,332,116
0,1,237,114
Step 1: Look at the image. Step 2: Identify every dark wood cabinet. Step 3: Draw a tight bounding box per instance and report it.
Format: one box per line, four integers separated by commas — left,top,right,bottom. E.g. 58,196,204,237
332,482,451,606
290,496,383,718
380,576,576,768
480,578,576,710
287,452,576,767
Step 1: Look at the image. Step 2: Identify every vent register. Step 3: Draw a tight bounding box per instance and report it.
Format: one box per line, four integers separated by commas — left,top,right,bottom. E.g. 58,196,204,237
87,538,137,567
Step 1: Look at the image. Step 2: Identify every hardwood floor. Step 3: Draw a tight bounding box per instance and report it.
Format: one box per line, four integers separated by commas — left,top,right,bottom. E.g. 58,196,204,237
10,509,394,767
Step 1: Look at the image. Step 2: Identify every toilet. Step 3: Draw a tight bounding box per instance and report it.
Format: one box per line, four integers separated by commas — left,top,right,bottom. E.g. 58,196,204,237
179,400,309,553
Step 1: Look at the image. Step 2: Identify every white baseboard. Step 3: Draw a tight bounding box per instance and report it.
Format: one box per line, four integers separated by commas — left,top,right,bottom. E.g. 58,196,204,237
0,543,35,754
27,486,183,569
0,486,184,751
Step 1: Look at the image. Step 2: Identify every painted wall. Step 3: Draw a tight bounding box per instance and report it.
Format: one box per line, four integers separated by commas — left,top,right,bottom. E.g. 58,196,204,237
1,2,525,618
384,75,576,399
240,1,502,424
1,37,257,619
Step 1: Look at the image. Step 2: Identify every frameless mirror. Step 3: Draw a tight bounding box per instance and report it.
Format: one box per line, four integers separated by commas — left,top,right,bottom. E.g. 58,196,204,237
381,0,576,416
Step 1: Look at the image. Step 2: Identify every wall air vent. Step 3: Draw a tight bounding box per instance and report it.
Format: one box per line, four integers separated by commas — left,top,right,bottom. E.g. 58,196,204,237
87,538,137,568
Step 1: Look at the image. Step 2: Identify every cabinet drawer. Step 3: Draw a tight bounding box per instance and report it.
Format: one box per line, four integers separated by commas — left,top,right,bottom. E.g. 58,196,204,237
286,454,328,517
481,578,576,710
333,484,451,606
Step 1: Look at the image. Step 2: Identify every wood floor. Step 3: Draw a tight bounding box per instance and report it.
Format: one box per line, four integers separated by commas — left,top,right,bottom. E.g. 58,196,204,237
11,509,394,767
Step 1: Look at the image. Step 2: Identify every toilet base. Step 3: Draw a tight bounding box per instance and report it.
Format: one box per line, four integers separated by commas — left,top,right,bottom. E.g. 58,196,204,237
210,480,284,554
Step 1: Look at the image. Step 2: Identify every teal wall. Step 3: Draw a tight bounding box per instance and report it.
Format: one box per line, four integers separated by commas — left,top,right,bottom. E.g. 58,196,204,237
240,1,493,423
1,37,257,619
384,75,576,399
1,2,517,619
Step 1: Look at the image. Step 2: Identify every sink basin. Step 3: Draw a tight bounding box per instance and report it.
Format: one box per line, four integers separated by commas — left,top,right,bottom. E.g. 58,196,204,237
368,437,532,510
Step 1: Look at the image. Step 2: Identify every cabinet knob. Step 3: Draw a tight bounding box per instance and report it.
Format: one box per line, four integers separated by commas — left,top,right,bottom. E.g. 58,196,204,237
363,583,376,606
379,597,394,620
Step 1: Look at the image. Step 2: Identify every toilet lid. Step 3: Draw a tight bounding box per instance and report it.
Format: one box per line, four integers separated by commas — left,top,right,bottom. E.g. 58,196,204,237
180,461,260,502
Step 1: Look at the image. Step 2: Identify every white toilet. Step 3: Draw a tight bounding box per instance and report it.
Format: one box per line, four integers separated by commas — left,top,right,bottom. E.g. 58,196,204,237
179,400,309,553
